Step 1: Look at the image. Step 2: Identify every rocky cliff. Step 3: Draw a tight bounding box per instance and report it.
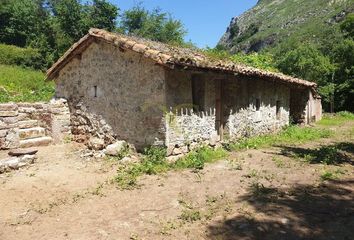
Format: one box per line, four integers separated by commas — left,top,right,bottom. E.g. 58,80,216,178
218,0,353,53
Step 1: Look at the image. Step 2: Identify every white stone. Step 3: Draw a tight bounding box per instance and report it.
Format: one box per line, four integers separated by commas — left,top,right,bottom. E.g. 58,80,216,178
209,132,220,147
0,162,6,173
172,147,183,155
19,154,37,164
19,136,52,148
0,111,18,117
5,158,19,169
88,137,105,150
166,154,183,163
104,140,127,156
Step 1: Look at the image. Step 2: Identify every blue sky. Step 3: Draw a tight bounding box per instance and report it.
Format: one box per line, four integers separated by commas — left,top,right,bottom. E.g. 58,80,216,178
109,0,258,48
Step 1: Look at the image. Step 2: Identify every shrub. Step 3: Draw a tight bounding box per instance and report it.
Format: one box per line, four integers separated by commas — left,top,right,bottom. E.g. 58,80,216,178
0,44,46,70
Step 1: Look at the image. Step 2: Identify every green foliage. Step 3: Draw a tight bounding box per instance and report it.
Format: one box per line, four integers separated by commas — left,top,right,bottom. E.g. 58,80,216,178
203,48,278,72
120,5,186,44
90,0,119,31
0,44,46,70
0,0,119,65
230,125,332,151
340,13,354,38
0,64,55,102
230,52,278,72
276,44,335,85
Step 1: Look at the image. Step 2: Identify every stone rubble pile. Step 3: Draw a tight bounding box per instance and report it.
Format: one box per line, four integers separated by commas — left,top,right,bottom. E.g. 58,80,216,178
0,148,38,174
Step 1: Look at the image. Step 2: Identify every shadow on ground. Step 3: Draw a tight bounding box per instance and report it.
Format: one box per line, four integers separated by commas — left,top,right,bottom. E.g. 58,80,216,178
277,142,354,165
207,180,354,240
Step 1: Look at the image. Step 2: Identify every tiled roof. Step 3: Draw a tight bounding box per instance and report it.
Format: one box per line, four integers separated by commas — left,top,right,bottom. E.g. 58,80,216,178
47,28,317,89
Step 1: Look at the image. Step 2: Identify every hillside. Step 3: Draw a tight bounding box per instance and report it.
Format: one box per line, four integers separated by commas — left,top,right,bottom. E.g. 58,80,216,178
0,65,54,103
218,0,353,53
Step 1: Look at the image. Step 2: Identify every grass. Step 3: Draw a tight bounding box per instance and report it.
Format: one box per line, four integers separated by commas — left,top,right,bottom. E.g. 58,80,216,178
228,125,332,151
0,64,54,102
318,112,354,126
114,146,227,189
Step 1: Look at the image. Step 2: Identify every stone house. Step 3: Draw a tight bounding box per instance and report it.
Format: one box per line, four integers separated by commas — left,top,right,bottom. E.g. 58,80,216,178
47,28,322,155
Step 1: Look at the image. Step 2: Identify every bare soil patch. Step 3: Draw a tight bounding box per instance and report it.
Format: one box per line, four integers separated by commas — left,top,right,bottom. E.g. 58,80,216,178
1,122,353,240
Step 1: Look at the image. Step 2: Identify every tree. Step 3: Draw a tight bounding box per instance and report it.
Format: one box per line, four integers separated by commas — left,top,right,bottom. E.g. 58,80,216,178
276,44,335,86
332,39,354,111
89,0,118,31
120,5,186,44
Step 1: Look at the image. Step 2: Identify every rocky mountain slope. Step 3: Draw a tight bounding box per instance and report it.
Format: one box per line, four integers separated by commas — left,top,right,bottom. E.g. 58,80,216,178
218,0,353,53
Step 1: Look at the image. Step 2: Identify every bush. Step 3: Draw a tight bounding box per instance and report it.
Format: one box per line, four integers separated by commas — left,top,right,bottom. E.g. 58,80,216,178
0,44,46,70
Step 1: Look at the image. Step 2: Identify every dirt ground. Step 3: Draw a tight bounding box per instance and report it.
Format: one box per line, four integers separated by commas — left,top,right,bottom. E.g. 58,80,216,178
1,122,353,240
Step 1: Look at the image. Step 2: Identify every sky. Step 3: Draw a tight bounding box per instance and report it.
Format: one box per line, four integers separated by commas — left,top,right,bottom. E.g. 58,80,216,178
109,0,258,48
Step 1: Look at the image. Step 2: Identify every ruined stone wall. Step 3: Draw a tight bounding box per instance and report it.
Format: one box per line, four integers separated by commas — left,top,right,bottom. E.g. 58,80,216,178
224,77,290,139
0,99,70,149
164,71,291,155
164,70,218,155
55,41,166,150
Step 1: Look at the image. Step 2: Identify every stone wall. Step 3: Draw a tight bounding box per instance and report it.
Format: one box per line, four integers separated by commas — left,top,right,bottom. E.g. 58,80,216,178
0,99,70,150
164,70,291,154
164,70,219,155
55,41,166,150
224,77,290,139
165,109,218,155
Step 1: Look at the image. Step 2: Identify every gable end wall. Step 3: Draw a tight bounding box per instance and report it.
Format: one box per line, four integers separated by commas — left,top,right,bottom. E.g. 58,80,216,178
55,41,166,149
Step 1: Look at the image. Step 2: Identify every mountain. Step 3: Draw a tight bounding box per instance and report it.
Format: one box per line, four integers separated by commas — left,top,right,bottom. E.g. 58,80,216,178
218,0,353,53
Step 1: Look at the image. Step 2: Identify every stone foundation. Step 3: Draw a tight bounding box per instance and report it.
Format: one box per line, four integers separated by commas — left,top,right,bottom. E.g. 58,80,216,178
0,99,70,150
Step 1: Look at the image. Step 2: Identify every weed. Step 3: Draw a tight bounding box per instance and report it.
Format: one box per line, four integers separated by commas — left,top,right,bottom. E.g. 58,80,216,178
320,171,338,181
114,146,227,189
173,147,227,170
160,221,178,235
249,182,278,200
248,169,260,178
320,168,345,181
272,156,286,168
229,161,243,171
180,209,202,222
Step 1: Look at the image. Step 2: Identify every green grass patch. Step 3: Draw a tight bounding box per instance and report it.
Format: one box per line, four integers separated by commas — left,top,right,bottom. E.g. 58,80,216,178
114,146,227,189
0,64,54,102
320,169,345,181
229,125,332,151
318,112,354,126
